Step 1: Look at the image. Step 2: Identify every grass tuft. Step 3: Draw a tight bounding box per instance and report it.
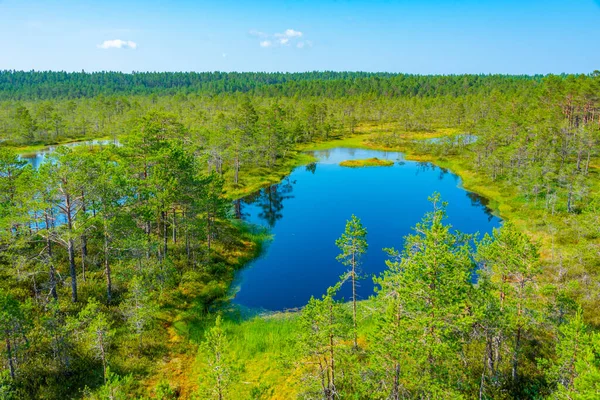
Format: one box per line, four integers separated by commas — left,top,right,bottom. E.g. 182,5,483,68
339,157,394,167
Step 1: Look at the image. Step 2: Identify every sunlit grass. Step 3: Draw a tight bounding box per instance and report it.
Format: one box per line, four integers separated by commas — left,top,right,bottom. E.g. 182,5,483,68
339,157,394,167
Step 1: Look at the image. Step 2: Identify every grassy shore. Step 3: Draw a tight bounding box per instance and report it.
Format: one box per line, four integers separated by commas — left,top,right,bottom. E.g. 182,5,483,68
339,157,394,167
221,125,460,199
5,134,114,154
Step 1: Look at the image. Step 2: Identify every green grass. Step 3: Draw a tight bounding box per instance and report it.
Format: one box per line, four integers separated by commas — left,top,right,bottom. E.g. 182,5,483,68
192,300,380,400
224,152,316,199
137,220,272,397
339,157,394,167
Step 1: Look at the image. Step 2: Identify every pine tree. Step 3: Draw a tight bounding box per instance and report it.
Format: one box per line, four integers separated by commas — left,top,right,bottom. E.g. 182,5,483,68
543,310,600,399
298,283,351,399
121,275,157,352
476,222,541,390
72,298,114,383
200,315,231,400
335,214,367,350
374,193,475,398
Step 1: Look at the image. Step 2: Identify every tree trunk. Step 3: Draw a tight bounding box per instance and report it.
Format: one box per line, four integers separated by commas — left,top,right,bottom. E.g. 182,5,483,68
172,209,177,244
81,192,87,282
146,221,151,259
479,334,489,400
162,210,168,258
512,326,521,382
104,218,112,304
585,148,591,175
184,210,191,263
64,192,78,302
234,155,240,184
81,234,87,282
352,254,358,349
207,212,212,253
68,238,77,302
329,301,336,400
393,363,400,400
234,199,241,219
5,333,15,379
99,335,107,384
45,210,58,301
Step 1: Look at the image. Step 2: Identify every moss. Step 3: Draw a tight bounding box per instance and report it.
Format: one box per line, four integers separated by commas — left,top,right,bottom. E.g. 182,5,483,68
339,157,394,167
224,152,316,200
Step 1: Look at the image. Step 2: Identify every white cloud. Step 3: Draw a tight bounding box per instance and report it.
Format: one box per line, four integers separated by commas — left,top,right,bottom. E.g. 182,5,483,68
222,53,228,58
97,39,137,50
284,29,302,38
252,28,308,48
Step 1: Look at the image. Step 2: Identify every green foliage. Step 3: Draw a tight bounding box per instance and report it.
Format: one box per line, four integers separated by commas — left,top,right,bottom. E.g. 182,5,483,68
121,275,158,352
336,214,368,349
542,310,600,399
373,194,475,398
335,215,368,271
155,380,178,400
70,298,115,382
84,367,135,400
0,71,599,399
198,315,232,400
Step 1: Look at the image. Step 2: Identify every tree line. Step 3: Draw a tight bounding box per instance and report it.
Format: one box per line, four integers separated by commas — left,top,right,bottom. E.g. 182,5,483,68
0,71,544,100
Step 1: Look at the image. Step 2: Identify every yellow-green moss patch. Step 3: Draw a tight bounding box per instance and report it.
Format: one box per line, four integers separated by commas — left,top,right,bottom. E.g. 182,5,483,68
339,157,394,167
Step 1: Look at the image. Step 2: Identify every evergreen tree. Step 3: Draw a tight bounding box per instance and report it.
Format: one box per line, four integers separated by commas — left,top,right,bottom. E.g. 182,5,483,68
374,194,475,398
199,315,231,400
335,214,367,350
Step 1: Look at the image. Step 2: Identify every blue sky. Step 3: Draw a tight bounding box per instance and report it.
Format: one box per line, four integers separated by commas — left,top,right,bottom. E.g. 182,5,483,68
1,0,599,74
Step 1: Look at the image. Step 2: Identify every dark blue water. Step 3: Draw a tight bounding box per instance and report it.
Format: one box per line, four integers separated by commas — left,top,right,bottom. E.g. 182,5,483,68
233,148,501,312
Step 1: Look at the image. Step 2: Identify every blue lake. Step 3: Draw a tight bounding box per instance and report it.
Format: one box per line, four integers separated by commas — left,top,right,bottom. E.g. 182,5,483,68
233,148,501,312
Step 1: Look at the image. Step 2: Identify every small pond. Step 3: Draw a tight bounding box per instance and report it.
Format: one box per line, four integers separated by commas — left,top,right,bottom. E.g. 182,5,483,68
233,147,501,312
19,139,118,169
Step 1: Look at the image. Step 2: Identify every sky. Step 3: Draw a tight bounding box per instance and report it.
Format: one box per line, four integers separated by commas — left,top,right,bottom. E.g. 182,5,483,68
0,0,599,74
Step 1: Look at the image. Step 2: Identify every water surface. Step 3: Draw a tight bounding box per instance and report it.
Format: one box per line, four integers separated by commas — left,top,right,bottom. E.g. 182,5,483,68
19,139,118,169
234,148,500,312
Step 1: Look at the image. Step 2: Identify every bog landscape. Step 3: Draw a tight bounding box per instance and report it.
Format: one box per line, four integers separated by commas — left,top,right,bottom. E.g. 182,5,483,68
1,1,599,399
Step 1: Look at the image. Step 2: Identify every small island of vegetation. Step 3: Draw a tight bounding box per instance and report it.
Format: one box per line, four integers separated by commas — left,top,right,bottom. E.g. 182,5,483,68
339,157,395,167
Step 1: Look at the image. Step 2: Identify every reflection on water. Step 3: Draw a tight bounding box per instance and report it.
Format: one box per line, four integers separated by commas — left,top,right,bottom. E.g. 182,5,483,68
241,178,295,228
466,191,495,221
306,147,402,165
234,147,502,312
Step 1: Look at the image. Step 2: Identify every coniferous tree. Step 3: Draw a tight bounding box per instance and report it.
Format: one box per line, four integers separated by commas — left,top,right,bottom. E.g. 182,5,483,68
374,193,475,398
335,214,367,350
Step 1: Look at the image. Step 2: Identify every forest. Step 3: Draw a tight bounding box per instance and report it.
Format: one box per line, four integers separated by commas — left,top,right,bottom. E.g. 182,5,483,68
0,71,599,399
